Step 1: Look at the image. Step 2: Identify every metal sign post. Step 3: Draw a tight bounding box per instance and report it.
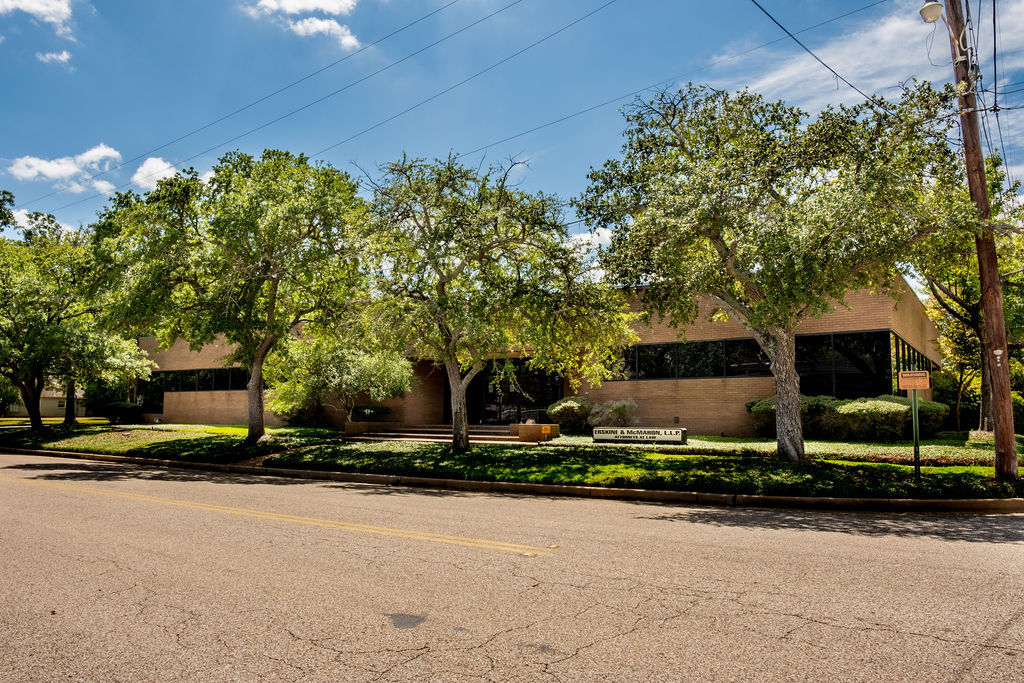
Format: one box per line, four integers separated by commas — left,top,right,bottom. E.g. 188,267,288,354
898,371,930,484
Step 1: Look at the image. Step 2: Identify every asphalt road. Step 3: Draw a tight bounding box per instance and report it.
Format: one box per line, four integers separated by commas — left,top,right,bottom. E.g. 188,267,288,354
1,453,1023,682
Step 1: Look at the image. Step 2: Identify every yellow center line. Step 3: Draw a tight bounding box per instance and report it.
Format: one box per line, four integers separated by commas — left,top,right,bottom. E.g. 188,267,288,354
0,475,550,555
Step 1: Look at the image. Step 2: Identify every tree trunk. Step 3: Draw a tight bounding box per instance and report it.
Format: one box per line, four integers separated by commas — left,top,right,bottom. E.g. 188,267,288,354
246,343,273,443
764,329,805,462
63,378,76,428
445,359,483,454
19,372,45,432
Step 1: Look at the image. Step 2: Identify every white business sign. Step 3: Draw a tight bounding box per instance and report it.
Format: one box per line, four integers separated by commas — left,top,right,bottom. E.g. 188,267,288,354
593,427,686,443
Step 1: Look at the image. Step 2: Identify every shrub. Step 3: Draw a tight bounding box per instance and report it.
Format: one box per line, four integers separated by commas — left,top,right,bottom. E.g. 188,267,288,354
589,399,639,428
546,396,592,434
746,394,949,441
352,405,391,421
745,395,843,438
1013,392,1024,436
100,401,144,425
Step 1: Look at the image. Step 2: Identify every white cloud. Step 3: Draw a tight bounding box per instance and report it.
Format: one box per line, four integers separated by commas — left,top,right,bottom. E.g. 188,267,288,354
570,226,612,252
75,143,120,169
8,143,121,187
289,17,358,50
248,0,361,51
9,154,80,180
709,0,1024,113
0,0,74,36
252,0,357,15
131,157,177,191
92,179,115,195
35,49,70,64
7,143,123,195
200,170,215,184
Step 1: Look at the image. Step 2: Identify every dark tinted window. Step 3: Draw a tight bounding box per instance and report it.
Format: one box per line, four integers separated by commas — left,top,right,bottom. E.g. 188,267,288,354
229,367,250,391
724,338,771,377
833,331,891,398
181,370,199,392
138,375,164,413
196,369,214,391
677,341,723,378
613,346,637,380
636,344,676,379
212,368,231,391
796,334,833,396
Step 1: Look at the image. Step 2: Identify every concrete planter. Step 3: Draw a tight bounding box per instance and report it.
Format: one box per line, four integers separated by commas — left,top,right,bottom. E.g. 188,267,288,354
509,423,560,442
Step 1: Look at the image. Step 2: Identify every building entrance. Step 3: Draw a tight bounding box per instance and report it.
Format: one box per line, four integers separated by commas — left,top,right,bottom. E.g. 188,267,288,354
443,360,563,425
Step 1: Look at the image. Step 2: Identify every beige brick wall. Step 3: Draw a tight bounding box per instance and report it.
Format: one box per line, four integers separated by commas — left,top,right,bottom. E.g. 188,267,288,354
139,336,284,426
399,362,446,426
582,376,777,437
139,336,239,371
140,278,938,433
158,391,283,427
631,283,912,344
889,284,941,364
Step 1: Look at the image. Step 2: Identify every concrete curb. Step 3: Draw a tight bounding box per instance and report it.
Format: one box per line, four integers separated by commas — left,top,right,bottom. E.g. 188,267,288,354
4,447,1024,513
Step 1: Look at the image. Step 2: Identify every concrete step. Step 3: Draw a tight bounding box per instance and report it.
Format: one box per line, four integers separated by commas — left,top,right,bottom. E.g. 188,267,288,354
404,424,513,434
349,434,526,445
359,431,520,443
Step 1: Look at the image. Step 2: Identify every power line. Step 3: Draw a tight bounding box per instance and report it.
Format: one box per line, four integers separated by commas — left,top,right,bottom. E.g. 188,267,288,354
747,0,887,110
17,0,465,209
311,0,620,159
991,0,1016,188
47,0,531,213
459,0,891,158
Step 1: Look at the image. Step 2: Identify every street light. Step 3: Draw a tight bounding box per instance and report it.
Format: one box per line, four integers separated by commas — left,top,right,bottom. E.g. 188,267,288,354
919,1,942,23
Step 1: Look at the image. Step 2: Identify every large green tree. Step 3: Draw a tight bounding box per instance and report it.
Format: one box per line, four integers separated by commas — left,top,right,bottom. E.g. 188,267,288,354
365,155,636,452
579,84,967,461
100,150,367,441
265,328,413,423
914,156,1024,431
0,207,149,430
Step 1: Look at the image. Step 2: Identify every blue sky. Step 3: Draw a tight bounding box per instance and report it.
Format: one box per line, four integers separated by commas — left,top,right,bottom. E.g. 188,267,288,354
2,0,1023,237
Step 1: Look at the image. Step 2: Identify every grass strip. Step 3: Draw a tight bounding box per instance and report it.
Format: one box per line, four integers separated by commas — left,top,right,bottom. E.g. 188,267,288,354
2,425,1020,499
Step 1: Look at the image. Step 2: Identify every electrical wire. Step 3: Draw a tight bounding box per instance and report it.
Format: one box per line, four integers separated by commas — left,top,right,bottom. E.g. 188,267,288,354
991,0,1016,188
310,0,619,158
459,0,892,158
965,0,996,158
46,0,533,212
16,0,466,209
747,0,889,111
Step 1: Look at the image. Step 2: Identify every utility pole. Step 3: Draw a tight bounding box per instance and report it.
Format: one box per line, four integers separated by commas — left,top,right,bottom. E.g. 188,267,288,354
942,0,1018,479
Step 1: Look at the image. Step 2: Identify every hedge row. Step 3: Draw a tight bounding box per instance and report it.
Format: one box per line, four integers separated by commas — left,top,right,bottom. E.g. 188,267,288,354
745,394,949,441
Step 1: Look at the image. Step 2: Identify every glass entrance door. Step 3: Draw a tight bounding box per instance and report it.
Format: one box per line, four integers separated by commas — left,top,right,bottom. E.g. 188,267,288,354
443,360,563,424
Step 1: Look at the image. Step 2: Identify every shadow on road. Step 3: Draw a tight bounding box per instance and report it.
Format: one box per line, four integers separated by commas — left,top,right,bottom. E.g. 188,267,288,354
1,461,315,486
636,506,1024,544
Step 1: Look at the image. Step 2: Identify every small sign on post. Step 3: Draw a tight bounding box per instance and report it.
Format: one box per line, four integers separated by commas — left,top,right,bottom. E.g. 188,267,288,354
898,370,930,391
898,370,930,482
541,425,551,435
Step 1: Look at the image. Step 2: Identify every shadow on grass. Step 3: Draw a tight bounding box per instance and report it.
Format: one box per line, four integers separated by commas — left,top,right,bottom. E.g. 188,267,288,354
635,506,1024,544
269,443,1022,500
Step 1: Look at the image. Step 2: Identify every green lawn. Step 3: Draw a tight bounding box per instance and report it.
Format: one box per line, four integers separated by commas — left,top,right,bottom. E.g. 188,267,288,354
0,423,335,463
1,424,1020,499
0,416,110,426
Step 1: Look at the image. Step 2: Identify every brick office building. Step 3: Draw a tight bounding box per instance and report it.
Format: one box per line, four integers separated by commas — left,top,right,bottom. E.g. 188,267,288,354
137,278,939,436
